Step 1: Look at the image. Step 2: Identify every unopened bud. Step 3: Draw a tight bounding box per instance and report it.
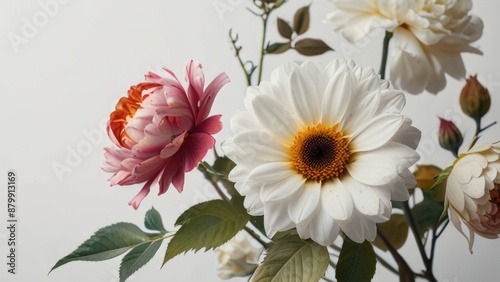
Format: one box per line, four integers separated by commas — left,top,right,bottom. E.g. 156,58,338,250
460,75,491,119
438,117,463,157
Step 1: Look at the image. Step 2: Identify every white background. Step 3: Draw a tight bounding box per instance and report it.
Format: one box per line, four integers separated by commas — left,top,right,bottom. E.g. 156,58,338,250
1,0,500,281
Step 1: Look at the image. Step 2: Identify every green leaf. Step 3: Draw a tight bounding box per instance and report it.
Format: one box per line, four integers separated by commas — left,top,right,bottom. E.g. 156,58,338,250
164,200,250,265
175,199,237,226
266,42,291,54
293,5,310,35
372,214,409,251
336,237,376,282
119,240,163,282
50,223,154,273
251,233,329,282
144,207,167,233
411,192,445,238
277,18,293,39
294,38,333,56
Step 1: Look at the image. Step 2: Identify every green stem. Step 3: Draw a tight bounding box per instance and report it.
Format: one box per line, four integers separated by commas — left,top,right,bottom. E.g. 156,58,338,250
468,117,482,151
377,228,416,282
480,121,497,133
379,31,393,80
229,29,253,86
430,219,449,264
402,201,437,282
244,226,270,249
257,13,270,85
199,162,269,249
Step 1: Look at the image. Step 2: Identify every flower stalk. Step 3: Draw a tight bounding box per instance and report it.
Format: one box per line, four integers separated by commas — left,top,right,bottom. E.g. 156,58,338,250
379,31,393,79
402,201,437,282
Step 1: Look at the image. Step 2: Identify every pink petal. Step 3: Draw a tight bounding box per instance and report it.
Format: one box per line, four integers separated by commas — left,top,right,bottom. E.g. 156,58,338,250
132,155,166,183
182,132,216,172
195,115,222,135
197,72,230,122
158,153,185,194
160,132,187,158
185,61,205,117
128,178,155,209
108,170,133,185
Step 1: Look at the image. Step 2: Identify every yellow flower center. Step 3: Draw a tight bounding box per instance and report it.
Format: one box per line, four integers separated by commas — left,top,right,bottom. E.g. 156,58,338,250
290,124,350,182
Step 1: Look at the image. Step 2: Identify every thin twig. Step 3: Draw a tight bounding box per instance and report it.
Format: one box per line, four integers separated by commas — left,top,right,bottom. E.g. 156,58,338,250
377,228,416,281
244,226,270,249
402,201,437,282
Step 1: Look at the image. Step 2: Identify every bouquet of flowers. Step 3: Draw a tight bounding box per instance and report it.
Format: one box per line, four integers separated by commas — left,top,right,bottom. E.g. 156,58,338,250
50,1,499,281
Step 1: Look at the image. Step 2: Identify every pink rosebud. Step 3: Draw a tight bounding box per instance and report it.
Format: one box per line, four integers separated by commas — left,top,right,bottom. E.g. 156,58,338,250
438,117,463,157
103,61,230,209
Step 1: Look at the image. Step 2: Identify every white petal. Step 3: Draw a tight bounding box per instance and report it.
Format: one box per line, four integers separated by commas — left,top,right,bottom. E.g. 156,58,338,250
288,62,324,125
260,174,305,202
342,176,380,216
228,165,249,183
390,118,421,150
297,201,341,246
485,164,498,183
232,130,288,162
349,114,404,152
372,141,420,168
346,153,397,185
377,89,406,114
461,176,486,199
230,111,260,133
321,64,354,126
264,201,295,237
338,209,377,243
244,190,264,215
288,182,322,224
449,206,475,251
321,178,354,220
341,88,380,135
270,61,299,86
390,28,433,94
252,95,298,142
446,173,465,212
454,154,488,184
247,162,294,183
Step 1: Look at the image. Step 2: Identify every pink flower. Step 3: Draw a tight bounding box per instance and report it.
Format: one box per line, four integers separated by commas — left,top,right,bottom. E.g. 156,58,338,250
446,144,500,251
103,61,229,209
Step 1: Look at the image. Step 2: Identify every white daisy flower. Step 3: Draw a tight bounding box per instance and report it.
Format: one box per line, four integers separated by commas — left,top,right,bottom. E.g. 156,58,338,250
223,59,421,245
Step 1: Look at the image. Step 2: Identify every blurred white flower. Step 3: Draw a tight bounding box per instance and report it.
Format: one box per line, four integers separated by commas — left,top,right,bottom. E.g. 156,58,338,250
215,232,263,279
446,143,500,251
223,59,420,246
326,0,483,94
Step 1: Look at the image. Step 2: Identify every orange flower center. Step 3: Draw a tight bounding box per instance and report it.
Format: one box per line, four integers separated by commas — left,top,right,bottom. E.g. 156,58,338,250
109,83,160,147
290,124,350,182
